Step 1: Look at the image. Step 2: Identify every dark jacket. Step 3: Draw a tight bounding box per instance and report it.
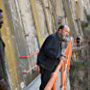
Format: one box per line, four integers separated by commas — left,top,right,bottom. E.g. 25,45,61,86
0,37,5,80
37,33,62,71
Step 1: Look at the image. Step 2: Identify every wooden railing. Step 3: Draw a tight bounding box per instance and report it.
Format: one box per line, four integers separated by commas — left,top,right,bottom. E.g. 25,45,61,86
44,40,72,90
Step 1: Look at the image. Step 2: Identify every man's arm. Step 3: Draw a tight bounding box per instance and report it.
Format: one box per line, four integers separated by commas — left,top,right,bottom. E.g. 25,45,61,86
43,35,62,60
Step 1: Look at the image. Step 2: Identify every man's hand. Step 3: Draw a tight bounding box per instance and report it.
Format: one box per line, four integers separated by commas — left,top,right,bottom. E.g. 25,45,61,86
35,64,40,73
60,56,67,65
61,56,67,61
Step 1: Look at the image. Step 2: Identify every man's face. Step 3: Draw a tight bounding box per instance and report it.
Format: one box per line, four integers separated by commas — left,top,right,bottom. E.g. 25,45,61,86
58,28,69,41
0,10,3,29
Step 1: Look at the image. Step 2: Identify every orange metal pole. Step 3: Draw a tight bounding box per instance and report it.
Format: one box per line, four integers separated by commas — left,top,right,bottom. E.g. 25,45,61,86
67,41,72,71
61,64,67,90
52,77,57,90
44,72,58,90
61,40,72,90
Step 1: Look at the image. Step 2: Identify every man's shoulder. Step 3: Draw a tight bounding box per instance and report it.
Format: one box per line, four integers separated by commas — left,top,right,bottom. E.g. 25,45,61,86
46,33,56,40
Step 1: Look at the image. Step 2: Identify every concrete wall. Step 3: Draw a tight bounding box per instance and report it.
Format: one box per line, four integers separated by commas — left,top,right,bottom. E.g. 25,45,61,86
1,0,90,89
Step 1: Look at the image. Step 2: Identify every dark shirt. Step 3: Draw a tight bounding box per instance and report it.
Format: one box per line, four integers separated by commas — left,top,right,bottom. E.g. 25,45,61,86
37,33,62,71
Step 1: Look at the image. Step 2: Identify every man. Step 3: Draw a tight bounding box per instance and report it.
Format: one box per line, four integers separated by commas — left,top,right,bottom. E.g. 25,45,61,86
37,24,70,90
0,9,8,90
